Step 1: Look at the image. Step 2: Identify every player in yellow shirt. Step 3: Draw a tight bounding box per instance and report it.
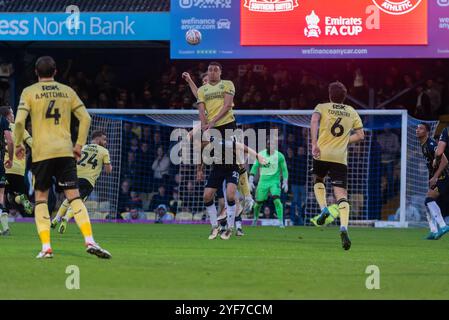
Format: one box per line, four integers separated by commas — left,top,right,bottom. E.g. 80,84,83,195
310,82,364,251
182,69,254,232
14,56,110,259
51,130,112,233
0,106,33,217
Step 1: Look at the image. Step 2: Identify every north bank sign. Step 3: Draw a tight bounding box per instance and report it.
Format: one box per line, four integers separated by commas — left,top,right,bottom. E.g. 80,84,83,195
0,13,170,40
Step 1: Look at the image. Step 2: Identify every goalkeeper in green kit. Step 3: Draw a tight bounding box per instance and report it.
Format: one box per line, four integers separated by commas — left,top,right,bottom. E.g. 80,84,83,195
250,136,289,228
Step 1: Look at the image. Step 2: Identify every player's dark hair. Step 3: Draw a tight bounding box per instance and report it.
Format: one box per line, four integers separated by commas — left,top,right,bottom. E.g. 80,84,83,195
91,130,106,140
0,106,12,117
419,122,431,132
209,61,222,70
329,81,347,104
35,56,56,78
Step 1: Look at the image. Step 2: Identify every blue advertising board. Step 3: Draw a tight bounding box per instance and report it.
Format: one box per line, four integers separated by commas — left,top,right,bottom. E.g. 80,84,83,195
0,12,169,41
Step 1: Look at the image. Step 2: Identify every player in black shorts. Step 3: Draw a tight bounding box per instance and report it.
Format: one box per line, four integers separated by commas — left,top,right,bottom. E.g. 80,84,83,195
197,135,266,240
416,123,449,240
0,109,13,236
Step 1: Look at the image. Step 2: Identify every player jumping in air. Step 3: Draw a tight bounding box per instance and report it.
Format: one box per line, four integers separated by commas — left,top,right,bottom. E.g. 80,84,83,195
0,107,13,235
0,106,33,219
14,56,111,259
416,123,449,239
249,135,289,228
310,82,364,251
182,69,255,215
51,130,112,234
193,62,257,239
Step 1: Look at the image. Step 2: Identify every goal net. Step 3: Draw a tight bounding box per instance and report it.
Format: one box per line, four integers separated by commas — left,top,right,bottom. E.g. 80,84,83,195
86,109,438,227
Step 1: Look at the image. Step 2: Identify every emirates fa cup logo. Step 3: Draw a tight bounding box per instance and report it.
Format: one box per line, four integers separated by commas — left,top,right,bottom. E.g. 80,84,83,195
304,10,321,38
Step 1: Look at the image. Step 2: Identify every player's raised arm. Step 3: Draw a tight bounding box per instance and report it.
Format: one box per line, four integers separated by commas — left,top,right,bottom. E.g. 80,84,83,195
196,84,208,127
182,72,199,99
310,111,321,159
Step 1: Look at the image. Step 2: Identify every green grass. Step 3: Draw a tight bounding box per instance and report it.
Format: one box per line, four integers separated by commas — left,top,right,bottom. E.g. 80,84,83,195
1,222,449,300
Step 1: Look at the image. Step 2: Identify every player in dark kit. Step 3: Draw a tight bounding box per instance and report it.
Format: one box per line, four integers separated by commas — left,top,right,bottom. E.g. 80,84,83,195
0,107,13,235
416,123,449,240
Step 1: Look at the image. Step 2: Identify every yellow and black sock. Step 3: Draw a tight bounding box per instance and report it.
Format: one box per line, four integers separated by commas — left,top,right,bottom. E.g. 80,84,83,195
35,201,51,251
337,198,350,230
313,182,327,210
238,168,251,197
69,197,95,244
55,199,70,221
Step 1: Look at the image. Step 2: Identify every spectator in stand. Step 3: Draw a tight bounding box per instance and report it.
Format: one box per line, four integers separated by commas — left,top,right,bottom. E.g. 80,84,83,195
151,185,170,211
155,204,175,223
141,126,151,145
152,145,170,187
377,124,400,203
425,79,441,116
263,206,274,219
123,122,138,148
153,130,162,149
170,191,182,215
123,151,139,185
137,142,154,192
286,144,307,226
97,92,111,108
129,191,143,210
118,180,132,215
414,85,432,120
129,137,140,155
95,64,116,95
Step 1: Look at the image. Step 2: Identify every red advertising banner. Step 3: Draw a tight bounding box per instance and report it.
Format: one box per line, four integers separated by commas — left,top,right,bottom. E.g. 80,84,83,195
241,0,427,45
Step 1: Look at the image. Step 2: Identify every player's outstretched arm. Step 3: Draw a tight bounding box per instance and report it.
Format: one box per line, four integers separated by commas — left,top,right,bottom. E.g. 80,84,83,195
13,105,28,159
182,72,199,99
349,128,365,144
235,142,267,165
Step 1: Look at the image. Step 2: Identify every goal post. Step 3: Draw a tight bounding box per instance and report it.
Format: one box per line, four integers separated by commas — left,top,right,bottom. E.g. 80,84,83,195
87,108,436,227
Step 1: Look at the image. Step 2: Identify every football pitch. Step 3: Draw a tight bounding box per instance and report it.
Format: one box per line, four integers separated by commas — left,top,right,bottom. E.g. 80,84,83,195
1,223,449,300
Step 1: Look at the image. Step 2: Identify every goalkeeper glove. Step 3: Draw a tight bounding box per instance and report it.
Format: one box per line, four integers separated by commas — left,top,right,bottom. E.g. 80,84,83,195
249,175,255,192
282,179,288,193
